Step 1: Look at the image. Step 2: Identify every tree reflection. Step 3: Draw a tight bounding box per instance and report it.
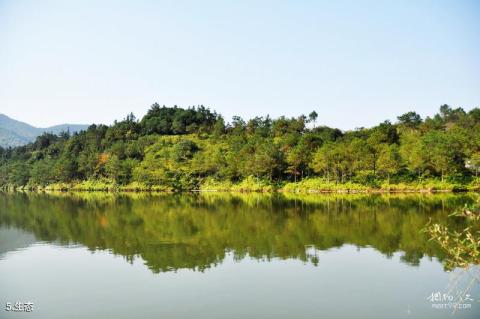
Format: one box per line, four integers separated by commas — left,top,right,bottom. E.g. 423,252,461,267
0,192,474,273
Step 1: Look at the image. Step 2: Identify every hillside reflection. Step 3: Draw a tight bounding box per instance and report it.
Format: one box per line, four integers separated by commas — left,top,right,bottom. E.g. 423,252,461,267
0,192,475,273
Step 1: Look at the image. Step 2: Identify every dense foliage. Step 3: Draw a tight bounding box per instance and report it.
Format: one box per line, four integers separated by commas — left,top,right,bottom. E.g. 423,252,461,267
1,103,479,191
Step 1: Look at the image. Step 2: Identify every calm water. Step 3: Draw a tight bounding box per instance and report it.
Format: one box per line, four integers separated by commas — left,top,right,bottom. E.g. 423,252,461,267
0,192,479,318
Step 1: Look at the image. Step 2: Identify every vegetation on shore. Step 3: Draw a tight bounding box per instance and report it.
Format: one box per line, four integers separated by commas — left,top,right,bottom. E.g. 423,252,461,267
1,103,480,192
2,177,480,193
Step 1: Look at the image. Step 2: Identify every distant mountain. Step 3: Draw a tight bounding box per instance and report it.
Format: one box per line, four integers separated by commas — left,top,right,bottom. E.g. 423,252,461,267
0,113,89,147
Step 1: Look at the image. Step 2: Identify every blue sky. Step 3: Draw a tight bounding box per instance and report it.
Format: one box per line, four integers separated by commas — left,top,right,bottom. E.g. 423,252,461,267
0,0,479,129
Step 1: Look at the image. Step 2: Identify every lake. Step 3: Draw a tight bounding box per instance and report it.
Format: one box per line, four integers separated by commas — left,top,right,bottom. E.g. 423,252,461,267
0,192,479,318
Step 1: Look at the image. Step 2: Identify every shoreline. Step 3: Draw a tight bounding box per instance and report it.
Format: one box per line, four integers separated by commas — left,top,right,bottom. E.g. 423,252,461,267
1,186,477,194
2,177,479,194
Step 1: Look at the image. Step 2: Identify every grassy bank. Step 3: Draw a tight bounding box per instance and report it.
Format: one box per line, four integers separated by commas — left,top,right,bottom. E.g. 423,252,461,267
4,176,480,193
2,180,173,192
281,178,479,193
202,177,480,193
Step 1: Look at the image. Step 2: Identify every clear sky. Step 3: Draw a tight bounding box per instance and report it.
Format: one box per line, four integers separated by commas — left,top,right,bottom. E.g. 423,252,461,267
1,0,479,130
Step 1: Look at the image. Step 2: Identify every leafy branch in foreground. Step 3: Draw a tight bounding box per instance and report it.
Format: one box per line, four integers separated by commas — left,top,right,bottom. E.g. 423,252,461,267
425,202,480,270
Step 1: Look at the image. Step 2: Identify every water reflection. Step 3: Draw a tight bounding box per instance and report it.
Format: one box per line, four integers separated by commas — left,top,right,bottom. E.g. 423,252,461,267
0,227,36,257
0,192,475,273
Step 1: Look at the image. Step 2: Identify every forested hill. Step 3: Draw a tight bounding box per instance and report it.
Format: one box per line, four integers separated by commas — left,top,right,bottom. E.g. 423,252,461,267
0,103,479,191
0,113,88,147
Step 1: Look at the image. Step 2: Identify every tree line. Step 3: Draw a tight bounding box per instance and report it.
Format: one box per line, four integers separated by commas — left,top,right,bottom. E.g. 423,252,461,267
0,103,479,190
